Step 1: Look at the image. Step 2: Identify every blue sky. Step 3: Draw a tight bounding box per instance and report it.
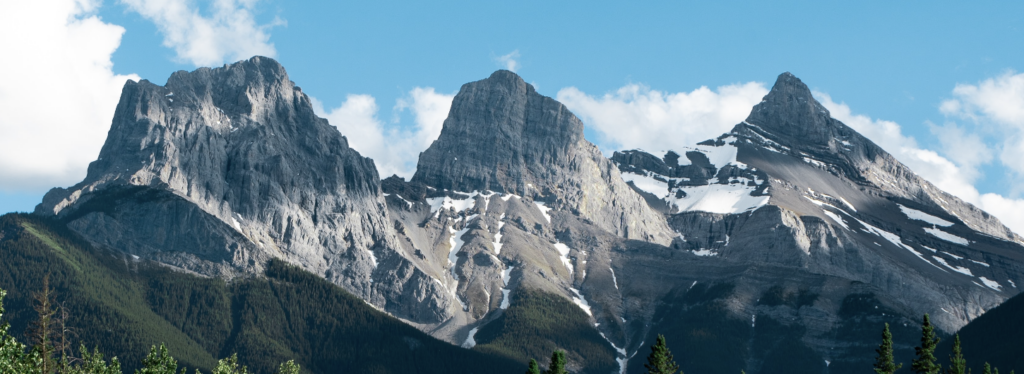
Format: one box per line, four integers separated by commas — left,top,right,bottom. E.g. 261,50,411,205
3,1,1024,231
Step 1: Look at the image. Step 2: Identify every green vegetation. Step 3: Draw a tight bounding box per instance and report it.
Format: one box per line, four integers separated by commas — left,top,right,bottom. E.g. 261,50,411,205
473,288,617,373
913,314,941,374
4,211,1023,374
0,213,522,374
873,323,901,374
644,334,680,374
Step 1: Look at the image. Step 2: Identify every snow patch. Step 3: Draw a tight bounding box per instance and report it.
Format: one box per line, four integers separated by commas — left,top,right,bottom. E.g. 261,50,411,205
500,289,511,309
569,288,592,316
670,183,769,214
822,210,850,230
231,217,242,231
493,214,506,254
691,249,717,257
620,171,670,196
462,327,479,348
1008,279,1017,288
978,277,1002,291
898,204,954,227
924,227,970,246
535,202,552,223
553,242,574,274
501,266,514,286
933,256,972,276
428,191,483,217
969,258,990,267
500,193,521,201
941,251,964,260
610,267,619,290
448,226,471,280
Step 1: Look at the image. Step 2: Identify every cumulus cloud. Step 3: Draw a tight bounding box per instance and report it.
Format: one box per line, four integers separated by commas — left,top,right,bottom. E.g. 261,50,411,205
0,0,140,191
940,71,1024,178
495,50,520,73
556,82,768,153
121,0,280,67
312,88,455,179
817,92,1024,234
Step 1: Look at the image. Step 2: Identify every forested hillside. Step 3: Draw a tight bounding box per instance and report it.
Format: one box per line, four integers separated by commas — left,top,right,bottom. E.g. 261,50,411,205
0,213,522,374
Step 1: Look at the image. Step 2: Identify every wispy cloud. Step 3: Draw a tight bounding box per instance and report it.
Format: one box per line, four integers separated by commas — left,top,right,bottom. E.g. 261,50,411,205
121,0,282,67
495,50,520,72
0,0,139,191
556,82,768,154
312,88,455,179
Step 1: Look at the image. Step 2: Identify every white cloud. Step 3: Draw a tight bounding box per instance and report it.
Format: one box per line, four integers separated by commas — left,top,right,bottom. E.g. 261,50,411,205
0,0,140,191
816,92,1024,234
556,82,768,154
496,50,520,73
121,0,280,67
940,71,1024,177
312,88,455,179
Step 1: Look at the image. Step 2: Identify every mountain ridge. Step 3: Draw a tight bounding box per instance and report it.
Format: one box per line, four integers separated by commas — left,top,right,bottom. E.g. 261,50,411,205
18,58,1024,374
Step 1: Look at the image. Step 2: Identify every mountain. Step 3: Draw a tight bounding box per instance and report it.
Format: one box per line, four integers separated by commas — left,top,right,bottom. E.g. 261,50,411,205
16,58,1024,374
609,72,1024,373
938,283,1024,372
34,57,449,324
0,213,522,374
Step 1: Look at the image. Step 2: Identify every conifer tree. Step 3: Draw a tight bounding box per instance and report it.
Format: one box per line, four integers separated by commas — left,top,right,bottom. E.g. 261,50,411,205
644,335,680,374
544,350,567,374
137,343,180,374
276,360,300,374
948,334,966,374
912,314,941,374
213,354,250,374
1,288,38,373
983,363,992,374
874,323,903,374
525,359,541,374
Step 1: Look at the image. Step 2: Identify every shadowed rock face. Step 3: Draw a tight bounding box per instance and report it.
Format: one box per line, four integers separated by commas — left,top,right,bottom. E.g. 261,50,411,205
36,57,451,323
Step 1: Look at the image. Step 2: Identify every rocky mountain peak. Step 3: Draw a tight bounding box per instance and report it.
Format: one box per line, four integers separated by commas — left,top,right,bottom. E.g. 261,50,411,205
743,72,838,145
411,69,582,195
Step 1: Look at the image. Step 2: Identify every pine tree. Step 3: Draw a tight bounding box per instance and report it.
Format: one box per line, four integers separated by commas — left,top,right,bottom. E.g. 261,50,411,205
276,360,300,374
644,335,681,374
983,363,992,374
544,350,567,374
1,288,38,373
213,354,250,374
912,314,941,374
525,359,541,374
136,343,180,374
874,323,903,374
948,334,966,374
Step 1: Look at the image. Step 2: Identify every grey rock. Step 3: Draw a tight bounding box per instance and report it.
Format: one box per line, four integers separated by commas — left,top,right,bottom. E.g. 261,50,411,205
36,57,450,324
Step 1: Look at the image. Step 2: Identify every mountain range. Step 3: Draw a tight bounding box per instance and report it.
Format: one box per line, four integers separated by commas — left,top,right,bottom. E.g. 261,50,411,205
3,56,1022,374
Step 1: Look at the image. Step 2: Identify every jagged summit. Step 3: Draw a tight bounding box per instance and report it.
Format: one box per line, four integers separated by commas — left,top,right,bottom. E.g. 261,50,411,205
409,69,673,243
411,69,583,195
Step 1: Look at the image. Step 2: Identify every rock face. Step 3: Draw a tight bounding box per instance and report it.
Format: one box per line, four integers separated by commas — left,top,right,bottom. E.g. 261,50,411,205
608,73,1024,373
412,71,674,244
34,60,1024,374
36,57,450,323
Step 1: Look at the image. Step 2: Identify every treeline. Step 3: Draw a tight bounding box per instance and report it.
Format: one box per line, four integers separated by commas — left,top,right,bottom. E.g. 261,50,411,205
0,213,523,374
0,278,299,373
872,314,1015,374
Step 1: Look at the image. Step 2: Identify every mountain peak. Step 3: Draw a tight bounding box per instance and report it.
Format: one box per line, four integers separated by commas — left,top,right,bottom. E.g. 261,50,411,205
743,72,833,144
